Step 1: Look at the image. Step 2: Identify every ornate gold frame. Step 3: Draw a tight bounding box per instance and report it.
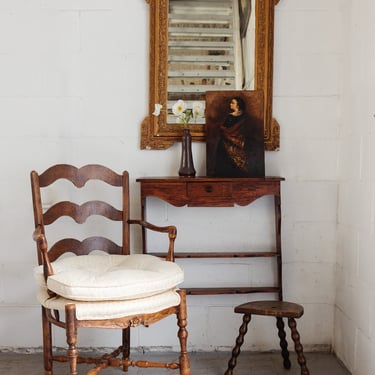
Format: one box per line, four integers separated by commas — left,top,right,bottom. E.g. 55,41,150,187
141,0,280,151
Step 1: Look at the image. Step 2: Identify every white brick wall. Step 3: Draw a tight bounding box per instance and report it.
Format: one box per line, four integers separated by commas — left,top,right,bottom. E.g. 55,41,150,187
0,1,367,369
335,0,375,373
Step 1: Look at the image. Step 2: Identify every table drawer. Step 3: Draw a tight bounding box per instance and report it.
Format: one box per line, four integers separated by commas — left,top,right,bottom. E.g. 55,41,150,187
187,182,232,198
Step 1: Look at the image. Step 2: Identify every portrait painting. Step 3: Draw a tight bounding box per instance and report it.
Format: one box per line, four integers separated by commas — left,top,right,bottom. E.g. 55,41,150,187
205,90,265,178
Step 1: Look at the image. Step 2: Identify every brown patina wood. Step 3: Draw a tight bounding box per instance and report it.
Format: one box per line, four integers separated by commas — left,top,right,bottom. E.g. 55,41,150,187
31,164,190,375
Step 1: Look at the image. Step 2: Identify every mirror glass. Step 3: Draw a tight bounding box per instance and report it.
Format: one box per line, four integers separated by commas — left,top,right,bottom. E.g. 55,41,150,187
167,0,256,125
141,0,280,151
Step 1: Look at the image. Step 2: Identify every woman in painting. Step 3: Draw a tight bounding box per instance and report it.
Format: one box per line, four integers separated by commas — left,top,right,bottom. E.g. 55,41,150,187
214,96,264,177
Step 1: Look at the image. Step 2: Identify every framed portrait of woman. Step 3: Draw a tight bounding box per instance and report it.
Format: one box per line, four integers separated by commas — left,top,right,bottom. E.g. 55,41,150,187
205,90,265,178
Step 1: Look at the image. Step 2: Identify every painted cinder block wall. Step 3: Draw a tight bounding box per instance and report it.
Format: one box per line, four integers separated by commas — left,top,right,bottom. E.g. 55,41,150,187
334,1,375,374
0,1,371,372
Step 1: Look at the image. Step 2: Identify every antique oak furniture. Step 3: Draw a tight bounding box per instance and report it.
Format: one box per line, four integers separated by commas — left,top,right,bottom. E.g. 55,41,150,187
225,300,310,375
137,176,309,374
136,176,284,296
141,0,281,151
31,165,190,375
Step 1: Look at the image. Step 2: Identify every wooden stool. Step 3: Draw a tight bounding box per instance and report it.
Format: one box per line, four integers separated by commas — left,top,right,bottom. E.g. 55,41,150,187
225,301,310,375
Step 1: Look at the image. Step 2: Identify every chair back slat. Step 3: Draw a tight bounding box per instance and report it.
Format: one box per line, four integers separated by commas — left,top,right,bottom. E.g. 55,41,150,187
38,164,122,188
31,164,130,265
43,201,123,225
48,237,123,261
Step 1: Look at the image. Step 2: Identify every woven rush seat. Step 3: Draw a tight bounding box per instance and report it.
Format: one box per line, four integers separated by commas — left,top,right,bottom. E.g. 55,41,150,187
37,287,181,321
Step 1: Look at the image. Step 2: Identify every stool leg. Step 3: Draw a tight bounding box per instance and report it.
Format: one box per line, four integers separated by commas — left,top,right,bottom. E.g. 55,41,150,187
276,317,291,369
224,314,251,375
287,318,310,375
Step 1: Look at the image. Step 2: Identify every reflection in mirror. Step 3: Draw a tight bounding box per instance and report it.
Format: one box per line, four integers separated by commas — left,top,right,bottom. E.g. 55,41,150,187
167,0,256,124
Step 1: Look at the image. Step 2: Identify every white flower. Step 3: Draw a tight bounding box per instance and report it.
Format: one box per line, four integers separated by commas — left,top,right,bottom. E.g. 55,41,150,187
192,101,204,120
153,99,204,127
152,103,163,116
172,100,187,116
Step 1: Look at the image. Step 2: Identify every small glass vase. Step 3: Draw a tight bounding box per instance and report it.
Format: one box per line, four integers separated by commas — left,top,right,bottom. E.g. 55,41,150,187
178,128,196,177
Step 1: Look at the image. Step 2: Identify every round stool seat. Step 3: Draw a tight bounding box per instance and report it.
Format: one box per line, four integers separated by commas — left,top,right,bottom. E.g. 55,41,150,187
234,300,304,319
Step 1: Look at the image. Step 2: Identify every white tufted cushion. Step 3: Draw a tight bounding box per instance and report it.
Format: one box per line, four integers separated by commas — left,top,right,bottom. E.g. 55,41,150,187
34,254,183,302
36,286,181,320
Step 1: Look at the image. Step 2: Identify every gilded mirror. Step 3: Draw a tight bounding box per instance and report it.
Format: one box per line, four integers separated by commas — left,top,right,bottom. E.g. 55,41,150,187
141,0,280,150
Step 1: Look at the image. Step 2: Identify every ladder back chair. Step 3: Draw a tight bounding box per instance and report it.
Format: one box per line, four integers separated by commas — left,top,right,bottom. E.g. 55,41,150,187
31,164,190,375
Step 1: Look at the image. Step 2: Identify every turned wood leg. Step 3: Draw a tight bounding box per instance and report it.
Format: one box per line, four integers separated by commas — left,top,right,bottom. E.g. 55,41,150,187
122,327,130,371
177,290,190,375
224,314,251,375
42,307,53,375
288,318,310,375
276,317,291,369
65,305,78,375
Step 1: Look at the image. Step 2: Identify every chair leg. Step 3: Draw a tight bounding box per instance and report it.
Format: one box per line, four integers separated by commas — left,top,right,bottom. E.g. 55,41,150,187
287,318,310,375
276,317,291,369
65,305,79,375
177,290,190,375
224,314,252,375
122,327,130,371
42,307,53,375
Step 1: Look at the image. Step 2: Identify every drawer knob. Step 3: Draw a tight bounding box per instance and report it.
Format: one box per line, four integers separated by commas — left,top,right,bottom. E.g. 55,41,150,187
205,185,213,193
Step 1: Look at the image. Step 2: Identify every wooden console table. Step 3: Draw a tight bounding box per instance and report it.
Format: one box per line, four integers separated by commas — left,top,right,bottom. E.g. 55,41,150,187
136,176,285,297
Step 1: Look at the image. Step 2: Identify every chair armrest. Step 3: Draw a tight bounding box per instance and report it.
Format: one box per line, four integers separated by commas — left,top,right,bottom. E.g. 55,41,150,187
32,225,54,281
128,219,177,262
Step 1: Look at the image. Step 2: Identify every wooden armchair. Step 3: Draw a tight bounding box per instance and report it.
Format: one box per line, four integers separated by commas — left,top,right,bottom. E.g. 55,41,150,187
31,164,190,375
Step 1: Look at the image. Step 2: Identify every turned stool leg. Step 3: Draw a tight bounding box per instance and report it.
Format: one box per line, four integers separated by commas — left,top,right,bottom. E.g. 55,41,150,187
288,318,310,375
224,314,251,375
276,317,291,369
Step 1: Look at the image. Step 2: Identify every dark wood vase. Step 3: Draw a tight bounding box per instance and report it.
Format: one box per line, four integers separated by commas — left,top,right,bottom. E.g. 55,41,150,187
179,128,196,177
